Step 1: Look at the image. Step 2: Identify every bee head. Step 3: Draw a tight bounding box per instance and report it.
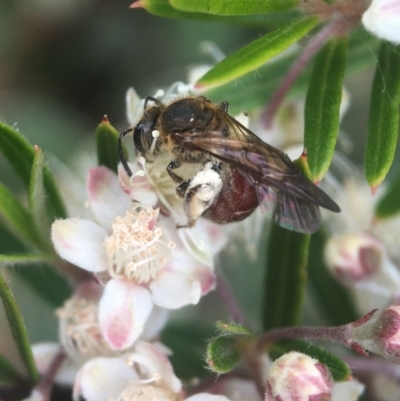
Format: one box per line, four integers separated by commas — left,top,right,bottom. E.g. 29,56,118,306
133,106,162,162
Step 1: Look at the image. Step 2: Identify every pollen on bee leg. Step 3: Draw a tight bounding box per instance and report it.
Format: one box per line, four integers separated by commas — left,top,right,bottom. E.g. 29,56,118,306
104,207,172,283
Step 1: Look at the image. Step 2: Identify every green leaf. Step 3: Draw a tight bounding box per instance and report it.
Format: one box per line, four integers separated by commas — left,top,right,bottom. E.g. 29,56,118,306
0,269,39,382
0,183,48,251
42,165,67,220
269,340,352,382
0,353,26,384
307,229,358,326
197,17,320,88
216,320,253,335
0,122,67,220
375,170,400,219
29,147,51,238
203,28,378,115
162,320,214,379
263,226,310,331
0,122,35,187
206,336,242,373
170,0,299,14
138,0,300,26
0,254,56,267
96,116,121,173
365,42,400,190
304,37,348,182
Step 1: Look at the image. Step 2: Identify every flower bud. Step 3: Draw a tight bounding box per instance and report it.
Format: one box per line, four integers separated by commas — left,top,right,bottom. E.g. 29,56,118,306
362,0,400,44
265,352,333,401
348,304,400,363
324,234,383,284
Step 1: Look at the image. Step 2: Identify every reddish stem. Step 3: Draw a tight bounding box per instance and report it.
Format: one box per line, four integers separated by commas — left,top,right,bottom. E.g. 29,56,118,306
34,348,66,401
262,18,350,128
257,325,352,351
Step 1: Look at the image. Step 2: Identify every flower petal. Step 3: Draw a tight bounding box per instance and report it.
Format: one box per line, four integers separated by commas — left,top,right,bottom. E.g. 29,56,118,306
133,341,182,393
118,163,158,206
87,166,131,231
32,343,78,386
51,218,107,272
99,280,153,350
186,394,232,401
150,271,202,309
140,306,170,342
73,357,138,401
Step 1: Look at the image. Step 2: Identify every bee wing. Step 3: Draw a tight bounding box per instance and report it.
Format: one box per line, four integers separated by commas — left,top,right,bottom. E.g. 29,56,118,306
175,113,340,213
246,174,321,233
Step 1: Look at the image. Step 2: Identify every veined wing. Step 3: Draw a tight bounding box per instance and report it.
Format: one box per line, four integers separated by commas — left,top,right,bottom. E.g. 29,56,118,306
173,113,340,213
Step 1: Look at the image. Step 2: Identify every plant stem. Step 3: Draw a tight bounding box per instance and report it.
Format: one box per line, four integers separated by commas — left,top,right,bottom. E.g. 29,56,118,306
262,18,350,128
35,349,66,401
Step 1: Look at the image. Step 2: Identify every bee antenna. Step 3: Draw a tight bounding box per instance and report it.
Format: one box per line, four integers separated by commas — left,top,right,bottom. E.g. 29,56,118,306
118,128,134,177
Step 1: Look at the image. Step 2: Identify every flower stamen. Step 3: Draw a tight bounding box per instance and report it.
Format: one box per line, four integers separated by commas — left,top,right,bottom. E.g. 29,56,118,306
105,207,173,283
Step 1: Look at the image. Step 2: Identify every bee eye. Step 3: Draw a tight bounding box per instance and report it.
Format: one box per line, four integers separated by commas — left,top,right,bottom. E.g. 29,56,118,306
133,124,145,155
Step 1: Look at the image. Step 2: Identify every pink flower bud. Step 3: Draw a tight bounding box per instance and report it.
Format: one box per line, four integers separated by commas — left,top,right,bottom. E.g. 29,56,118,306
265,352,333,401
374,303,400,362
348,304,400,362
324,234,383,284
362,0,400,44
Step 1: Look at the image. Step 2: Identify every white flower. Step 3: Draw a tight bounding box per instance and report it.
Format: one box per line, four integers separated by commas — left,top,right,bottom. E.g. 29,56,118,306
73,340,232,401
362,0,400,44
323,162,400,315
52,166,224,350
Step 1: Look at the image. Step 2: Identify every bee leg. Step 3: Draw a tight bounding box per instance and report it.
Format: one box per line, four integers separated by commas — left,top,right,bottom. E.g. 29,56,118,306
144,96,163,109
218,101,229,112
167,161,184,184
179,162,223,228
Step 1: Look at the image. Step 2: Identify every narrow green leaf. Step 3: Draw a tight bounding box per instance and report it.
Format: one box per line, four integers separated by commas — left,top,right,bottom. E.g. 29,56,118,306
203,28,378,116
0,122,35,187
162,320,214,379
0,183,48,251
375,171,400,219
263,226,310,331
269,340,352,382
139,0,300,27
96,116,120,173
0,353,26,384
0,254,56,267
307,229,358,326
29,147,50,238
0,122,67,220
365,42,400,190
0,269,39,382
304,37,348,182
170,0,299,14
197,17,320,88
42,166,67,220
207,336,242,373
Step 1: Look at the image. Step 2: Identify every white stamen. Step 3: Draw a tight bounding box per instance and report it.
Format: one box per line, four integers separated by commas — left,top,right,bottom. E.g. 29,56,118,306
104,207,172,283
57,296,113,364
150,130,160,155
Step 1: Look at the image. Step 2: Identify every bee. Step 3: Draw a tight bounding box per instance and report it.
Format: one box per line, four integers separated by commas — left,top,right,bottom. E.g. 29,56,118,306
118,95,340,233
